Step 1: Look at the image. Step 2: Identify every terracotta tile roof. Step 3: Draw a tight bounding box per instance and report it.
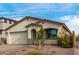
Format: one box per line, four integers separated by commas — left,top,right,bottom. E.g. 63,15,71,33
5,16,71,34
5,16,39,30
0,17,17,22
25,16,64,25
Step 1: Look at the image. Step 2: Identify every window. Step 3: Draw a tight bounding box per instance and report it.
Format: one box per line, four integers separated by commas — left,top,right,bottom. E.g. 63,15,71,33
46,29,57,39
51,30,57,37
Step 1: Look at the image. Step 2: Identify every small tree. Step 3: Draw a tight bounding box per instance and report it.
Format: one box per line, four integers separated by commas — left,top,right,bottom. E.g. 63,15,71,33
37,26,44,49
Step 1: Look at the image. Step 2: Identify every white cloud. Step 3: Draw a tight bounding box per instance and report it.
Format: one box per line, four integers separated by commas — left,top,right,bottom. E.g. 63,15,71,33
72,19,79,24
0,4,76,20
60,15,79,35
60,16,73,20
10,3,75,15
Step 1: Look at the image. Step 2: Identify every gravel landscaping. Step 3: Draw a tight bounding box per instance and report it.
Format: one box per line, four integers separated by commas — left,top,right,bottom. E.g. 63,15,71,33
0,45,77,55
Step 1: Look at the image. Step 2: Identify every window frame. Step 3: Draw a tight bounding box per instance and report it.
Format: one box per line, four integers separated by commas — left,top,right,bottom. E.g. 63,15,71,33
45,28,58,39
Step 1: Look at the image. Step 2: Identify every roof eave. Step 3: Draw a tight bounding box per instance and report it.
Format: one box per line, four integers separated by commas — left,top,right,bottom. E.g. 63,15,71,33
63,24,72,34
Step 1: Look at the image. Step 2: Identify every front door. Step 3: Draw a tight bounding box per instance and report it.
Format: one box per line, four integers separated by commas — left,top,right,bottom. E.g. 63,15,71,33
31,29,36,44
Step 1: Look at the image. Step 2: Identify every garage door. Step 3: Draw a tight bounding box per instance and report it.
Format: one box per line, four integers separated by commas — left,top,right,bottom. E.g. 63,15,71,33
10,31,28,44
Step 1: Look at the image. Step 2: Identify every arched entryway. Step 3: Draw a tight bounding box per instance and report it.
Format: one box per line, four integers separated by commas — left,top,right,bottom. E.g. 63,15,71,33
31,29,36,44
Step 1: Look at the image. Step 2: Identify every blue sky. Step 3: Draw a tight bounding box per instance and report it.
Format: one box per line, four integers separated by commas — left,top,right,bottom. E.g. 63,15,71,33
0,3,79,35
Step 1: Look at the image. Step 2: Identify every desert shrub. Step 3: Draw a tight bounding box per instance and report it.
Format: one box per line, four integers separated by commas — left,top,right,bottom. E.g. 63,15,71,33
62,39,71,48
57,37,62,46
27,50,43,55
57,33,71,48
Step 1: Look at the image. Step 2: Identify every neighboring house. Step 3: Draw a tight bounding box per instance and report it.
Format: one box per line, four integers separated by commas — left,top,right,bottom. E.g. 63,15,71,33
5,16,71,45
0,17,17,44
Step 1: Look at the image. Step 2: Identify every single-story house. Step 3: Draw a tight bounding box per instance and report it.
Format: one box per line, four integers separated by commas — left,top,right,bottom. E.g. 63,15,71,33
5,16,71,44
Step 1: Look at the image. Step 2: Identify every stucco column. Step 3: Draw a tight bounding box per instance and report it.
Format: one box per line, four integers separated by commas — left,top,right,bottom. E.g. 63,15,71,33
27,29,32,44
7,32,11,44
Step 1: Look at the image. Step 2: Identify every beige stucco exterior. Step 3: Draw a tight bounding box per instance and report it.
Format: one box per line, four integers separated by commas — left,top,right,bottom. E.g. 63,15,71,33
0,19,15,30
37,21,62,36
2,19,15,29
6,17,71,44
7,19,38,32
6,18,39,44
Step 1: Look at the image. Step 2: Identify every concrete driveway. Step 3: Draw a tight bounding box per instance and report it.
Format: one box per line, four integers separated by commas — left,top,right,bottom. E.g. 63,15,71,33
0,45,76,55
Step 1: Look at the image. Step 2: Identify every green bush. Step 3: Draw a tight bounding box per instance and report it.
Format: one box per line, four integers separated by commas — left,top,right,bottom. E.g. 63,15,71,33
57,35,71,48
62,39,71,48
57,38,62,46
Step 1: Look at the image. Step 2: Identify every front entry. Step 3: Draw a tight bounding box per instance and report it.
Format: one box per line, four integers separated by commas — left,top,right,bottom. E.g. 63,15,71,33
31,29,36,44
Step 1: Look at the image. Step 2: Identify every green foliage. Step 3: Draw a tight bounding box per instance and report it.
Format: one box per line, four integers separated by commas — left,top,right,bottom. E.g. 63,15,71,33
57,33,71,48
37,26,44,44
37,26,44,40
57,37,62,46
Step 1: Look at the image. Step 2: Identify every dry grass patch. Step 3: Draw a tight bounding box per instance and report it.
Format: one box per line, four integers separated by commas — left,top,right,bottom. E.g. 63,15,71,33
26,48,43,55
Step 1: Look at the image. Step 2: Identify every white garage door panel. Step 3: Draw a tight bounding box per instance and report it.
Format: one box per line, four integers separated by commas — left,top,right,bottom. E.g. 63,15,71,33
10,31,28,44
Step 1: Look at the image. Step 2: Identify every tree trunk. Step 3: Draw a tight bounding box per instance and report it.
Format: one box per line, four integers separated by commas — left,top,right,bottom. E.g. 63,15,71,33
72,31,76,48
38,40,42,50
